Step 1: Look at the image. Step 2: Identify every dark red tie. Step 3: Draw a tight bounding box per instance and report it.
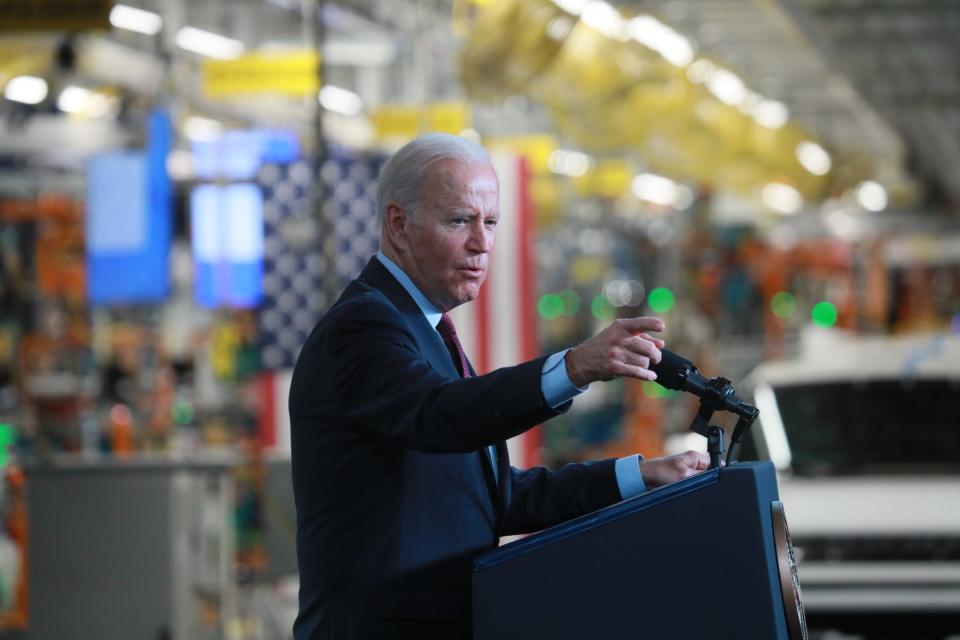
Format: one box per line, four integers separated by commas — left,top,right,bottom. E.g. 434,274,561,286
436,313,500,485
437,313,471,378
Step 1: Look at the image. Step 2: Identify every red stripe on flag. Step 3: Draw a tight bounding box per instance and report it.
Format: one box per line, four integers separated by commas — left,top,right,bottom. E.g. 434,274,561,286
517,157,541,468
258,371,277,450
518,156,537,363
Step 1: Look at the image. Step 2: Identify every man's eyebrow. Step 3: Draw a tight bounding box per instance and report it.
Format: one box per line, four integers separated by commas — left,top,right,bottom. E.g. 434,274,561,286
447,208,499,219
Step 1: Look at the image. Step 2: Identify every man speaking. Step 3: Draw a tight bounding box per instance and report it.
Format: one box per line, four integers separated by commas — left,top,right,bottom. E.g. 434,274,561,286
289,133,709,639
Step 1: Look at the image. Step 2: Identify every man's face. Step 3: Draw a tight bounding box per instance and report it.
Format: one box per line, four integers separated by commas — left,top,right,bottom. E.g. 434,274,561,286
398,159,499,311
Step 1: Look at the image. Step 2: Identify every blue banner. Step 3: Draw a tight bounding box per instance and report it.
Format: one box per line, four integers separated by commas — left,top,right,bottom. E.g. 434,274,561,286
86,109,172,305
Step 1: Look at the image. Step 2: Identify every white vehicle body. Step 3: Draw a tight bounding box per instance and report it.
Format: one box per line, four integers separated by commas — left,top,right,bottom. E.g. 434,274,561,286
740,329,960,614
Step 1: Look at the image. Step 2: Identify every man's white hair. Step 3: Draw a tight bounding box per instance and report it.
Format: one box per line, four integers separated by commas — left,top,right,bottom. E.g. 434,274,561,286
376,132,492,222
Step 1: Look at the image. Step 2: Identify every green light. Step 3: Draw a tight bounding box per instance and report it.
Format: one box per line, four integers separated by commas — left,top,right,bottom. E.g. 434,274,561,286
559,289,581,316
811,301,838,327
591,294,614,321
647,287,675,313
172,401,195,426
0,424,13,468
537,294,564,320
771,292,796,318
642,381,678,399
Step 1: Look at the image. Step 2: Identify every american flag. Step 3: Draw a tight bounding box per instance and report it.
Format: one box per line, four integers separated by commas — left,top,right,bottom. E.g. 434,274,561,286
256,148,384,451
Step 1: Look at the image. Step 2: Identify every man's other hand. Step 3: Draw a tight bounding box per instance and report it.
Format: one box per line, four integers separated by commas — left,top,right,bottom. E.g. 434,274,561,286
564,317,665,388
640,450,712,488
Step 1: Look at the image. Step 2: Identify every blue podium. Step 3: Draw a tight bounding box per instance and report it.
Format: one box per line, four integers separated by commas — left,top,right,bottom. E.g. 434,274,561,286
473,461,806,639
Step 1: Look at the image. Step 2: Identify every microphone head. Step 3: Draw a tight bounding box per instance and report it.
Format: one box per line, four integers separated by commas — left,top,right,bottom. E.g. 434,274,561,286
650,349,697,390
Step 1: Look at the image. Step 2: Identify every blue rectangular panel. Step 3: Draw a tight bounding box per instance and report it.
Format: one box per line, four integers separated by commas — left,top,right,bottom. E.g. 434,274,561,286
86,110,172,305
87,153,147,252
192,129,300,180
190,183,264,308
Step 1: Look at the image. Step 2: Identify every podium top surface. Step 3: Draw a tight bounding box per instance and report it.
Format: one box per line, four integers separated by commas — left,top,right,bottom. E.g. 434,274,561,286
475,466,727,571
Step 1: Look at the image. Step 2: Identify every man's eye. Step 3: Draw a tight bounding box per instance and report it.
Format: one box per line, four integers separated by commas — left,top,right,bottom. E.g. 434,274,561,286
485,219,498,228
450,218,466,225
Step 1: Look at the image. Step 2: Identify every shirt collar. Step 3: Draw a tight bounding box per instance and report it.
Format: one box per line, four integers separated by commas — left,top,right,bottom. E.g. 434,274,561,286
376,251,443,329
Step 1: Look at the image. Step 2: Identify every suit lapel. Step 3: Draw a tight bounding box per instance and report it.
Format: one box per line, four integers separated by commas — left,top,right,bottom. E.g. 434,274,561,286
357,257,460,380
358,256,509,525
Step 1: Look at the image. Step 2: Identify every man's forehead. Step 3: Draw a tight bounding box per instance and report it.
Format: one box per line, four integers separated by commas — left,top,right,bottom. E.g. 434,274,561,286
428,159,498,187
423,169,497,211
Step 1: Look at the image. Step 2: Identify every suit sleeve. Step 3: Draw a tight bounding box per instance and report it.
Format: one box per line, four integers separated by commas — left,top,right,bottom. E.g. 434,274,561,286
320,294,565,453
501,459,622,535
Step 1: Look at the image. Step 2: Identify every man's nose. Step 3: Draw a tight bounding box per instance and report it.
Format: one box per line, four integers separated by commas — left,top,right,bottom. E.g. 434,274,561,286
467,221,492,252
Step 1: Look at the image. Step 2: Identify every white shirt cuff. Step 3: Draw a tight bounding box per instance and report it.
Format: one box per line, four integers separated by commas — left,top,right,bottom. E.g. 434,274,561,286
615,454,647,499
540,349,588,409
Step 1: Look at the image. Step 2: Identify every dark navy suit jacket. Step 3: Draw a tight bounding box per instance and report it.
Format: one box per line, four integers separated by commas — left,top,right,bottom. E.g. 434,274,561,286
289,257,621,639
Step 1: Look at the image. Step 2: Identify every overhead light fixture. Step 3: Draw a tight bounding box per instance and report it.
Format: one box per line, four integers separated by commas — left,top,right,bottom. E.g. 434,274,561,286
324,40,396,66
550,0,590,17
109,4,163,35
823,208,860,240
673,185,694,209
604,279,645,307
795,141,831,176
166,149,195,181
318,85,363,116
183,116,224,142
706,68,747,107
628,15,694,67
545,15,575,41
855,180,887,212
632,172,680,207
57,86,116,117
57,87,89,113
738,91,763,114
762,183,803,215
548,149,594,177
176,26,245,60
686,58,716,84
751,99,789,129
580,1,628,40
4,75,48,105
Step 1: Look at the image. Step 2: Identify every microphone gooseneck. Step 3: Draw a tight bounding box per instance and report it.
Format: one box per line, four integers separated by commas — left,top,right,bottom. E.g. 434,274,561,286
649,349,760,466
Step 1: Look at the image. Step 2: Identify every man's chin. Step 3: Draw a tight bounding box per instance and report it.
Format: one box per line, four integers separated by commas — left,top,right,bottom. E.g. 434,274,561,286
448,286,482,309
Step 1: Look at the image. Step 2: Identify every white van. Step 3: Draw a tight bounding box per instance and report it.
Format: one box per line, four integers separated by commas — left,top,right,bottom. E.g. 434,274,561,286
737,329,960,634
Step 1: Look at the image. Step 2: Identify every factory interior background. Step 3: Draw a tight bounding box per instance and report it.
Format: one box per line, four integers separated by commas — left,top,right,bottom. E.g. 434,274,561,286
0,0,959,638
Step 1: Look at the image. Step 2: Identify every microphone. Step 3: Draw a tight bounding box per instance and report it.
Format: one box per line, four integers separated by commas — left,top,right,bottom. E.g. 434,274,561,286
650,350,757,421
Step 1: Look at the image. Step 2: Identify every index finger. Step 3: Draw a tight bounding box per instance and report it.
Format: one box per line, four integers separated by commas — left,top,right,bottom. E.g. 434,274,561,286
619,316,665,334
637,333,666,349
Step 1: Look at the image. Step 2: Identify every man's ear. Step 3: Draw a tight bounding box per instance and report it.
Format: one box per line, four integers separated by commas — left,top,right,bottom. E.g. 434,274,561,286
384,202,409,249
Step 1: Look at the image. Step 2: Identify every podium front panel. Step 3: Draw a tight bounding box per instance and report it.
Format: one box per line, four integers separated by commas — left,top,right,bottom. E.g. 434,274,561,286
473,461,805,639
